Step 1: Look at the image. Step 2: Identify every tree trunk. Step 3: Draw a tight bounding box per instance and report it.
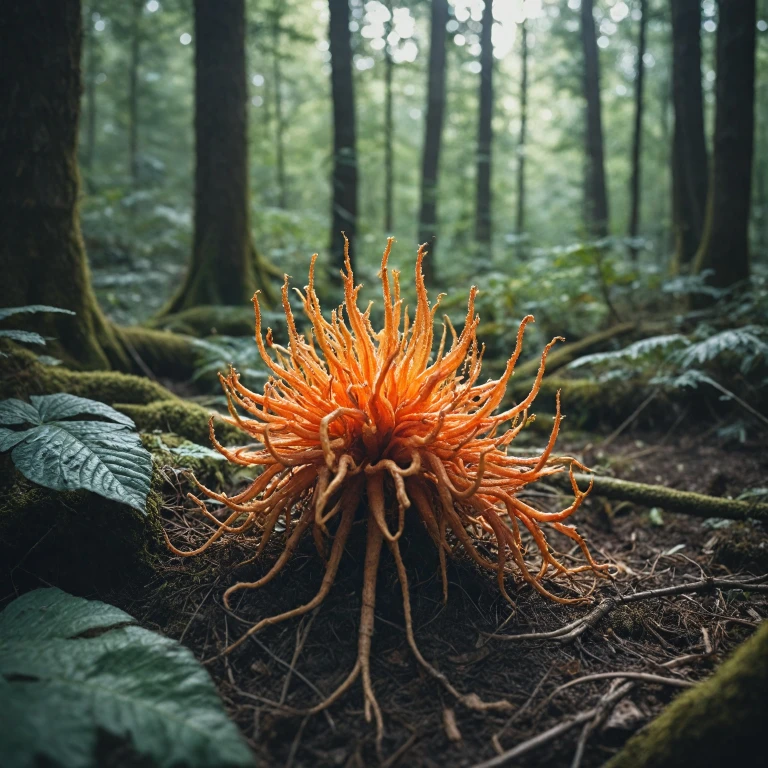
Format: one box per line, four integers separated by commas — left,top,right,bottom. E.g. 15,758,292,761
627,0,647,262
128,0,141,186
474,0,494,247
580,0,609,238
383,1,394,233
272,2,287,210
515,18,528,257
417,0,448,285
670,0,709,271
82,3,97,181
0,0,128,371
165,0,273,312
694,0,756,289
329,0,358,273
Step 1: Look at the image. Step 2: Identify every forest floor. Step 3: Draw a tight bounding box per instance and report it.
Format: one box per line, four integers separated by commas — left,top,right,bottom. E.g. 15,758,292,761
118,424,768,768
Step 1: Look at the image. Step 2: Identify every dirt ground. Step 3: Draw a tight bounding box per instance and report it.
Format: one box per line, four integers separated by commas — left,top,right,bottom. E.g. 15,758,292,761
109,422,768,768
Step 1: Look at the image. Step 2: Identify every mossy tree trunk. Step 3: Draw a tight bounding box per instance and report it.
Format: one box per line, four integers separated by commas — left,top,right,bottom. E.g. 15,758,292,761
0,0,131,371
165,0,272,313
417,0,448,285
627,0,647,262
329,0,358,273
694,0,756,290
670,0,709,272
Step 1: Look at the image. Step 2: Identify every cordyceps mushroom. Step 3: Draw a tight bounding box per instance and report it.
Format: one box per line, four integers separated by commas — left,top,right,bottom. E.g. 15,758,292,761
165,237,611,747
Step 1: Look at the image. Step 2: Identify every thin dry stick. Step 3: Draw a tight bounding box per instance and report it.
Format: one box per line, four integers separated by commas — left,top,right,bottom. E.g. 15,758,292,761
487,577,768,644
471,682,634,768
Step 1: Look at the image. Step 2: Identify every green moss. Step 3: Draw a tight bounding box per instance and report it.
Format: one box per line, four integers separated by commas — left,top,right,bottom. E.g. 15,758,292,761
0,345,177,404
0,457,164,596
713,523,768,572
117,400,242,445
149,305,257,337
115,325,199,380
605,622,768,768
609,604,648,639
142,432,232,489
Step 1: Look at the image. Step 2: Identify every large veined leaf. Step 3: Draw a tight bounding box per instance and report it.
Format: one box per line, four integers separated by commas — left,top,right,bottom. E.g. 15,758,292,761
0,394,151,512
0,588,255,768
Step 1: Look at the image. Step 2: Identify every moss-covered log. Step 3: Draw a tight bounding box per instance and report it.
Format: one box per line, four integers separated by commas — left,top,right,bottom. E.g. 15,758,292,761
552,473,768,523
605,622,768,768
1,347,241,445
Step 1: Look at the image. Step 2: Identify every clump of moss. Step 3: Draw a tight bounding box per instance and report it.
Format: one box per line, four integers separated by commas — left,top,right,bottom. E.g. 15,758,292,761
142,432,245,490
117,400,241,445
712,522,768,572
610,604,649,639
0,456,164,596
0,345,175,404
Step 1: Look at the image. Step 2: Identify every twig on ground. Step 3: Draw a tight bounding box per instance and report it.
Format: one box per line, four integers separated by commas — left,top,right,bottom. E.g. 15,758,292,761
279,608,320,706
486,577,768,644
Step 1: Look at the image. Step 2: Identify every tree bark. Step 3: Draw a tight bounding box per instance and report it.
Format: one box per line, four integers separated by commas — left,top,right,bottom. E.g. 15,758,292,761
0,0,128,370
82,3,98,180
165,0,273,313
670,0,709,271
272,1,287,210
474,0,494,247
694,0,756,289
417,0,448,285
329,0,358,273
128,0,141,186
627,0,647,262
515,18,528,256
383,1,394,233
580,0,609,238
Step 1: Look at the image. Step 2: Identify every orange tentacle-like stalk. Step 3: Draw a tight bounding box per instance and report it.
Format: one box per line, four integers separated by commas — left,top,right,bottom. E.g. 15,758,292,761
165,238,610,747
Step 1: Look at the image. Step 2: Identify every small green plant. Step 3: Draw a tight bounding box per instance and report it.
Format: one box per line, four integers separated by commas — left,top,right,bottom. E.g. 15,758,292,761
0,588,254,768
0,304,76,365
0,394,153,511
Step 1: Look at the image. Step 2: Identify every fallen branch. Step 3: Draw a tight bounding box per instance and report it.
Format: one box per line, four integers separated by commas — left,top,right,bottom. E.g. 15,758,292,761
486,577,768,644
551,473,768,522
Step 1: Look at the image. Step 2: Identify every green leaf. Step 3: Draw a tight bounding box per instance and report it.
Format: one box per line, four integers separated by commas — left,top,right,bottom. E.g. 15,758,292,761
170,441,227,461
0,588,255,768
29,393,136,428
10,421,151,512
0,399,42,426
0,329,47,345
0,427,28,451
648,507,665,527
0,305,76,321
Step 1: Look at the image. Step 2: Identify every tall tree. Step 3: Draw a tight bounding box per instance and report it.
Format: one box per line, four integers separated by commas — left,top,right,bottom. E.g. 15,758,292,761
128,0,142,185
695,0,757,288
82,3,98,180
329,0,358,272
670,0,709,271
627,0,647,261
271,0,288,209
580,0,609,237
417,0,448,284
0,0,128,369
515,17,529,254
475,0,494,247
166,0,273,312
383,0,394,233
